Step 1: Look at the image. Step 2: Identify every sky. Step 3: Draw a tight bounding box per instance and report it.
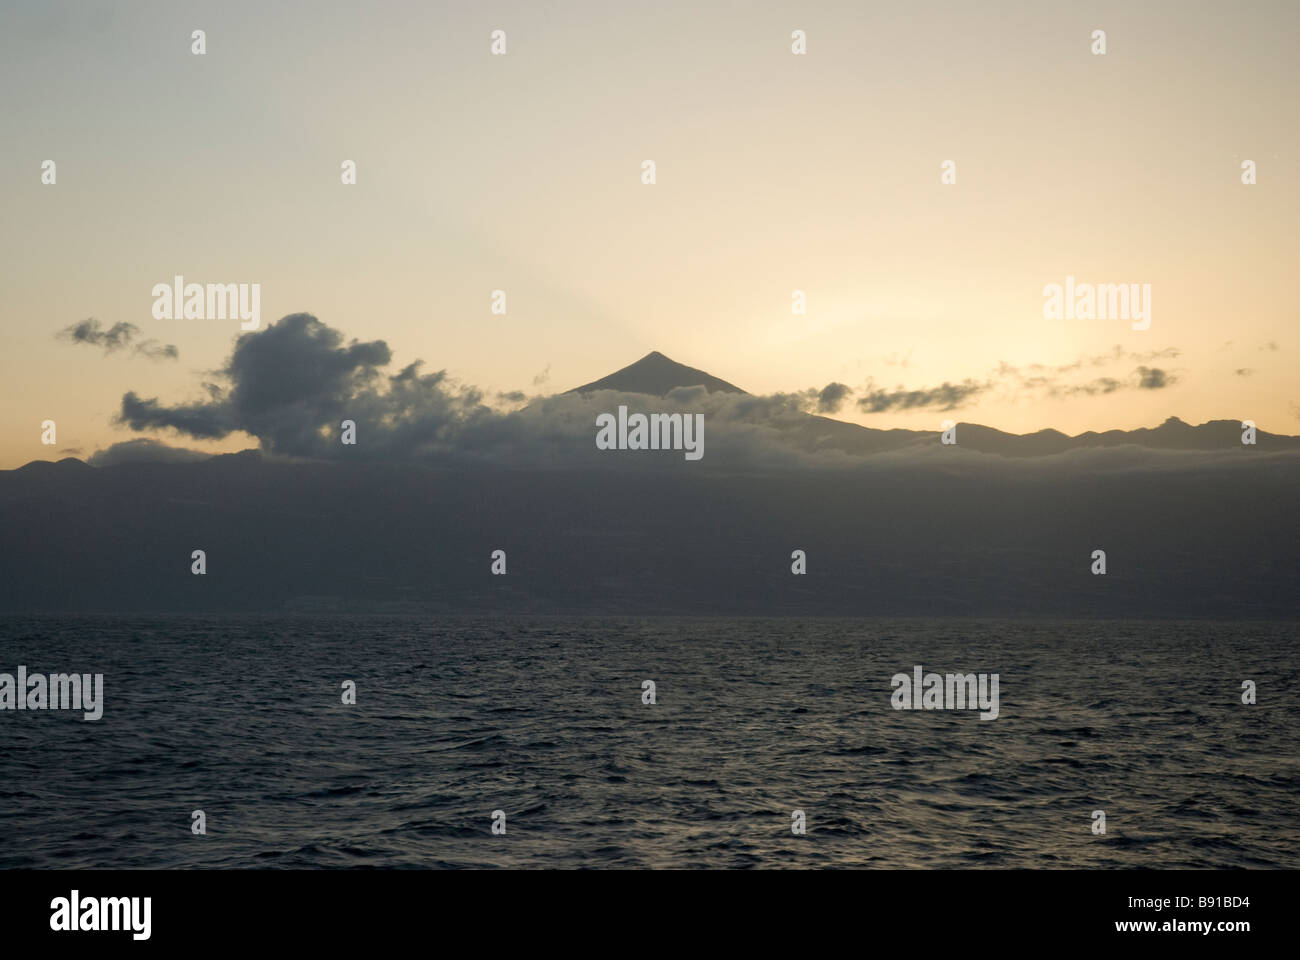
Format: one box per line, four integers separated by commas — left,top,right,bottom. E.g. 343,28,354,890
1,0,1296,468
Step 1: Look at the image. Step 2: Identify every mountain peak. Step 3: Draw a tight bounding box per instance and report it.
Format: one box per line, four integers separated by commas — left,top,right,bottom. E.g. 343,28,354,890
568,351,747,397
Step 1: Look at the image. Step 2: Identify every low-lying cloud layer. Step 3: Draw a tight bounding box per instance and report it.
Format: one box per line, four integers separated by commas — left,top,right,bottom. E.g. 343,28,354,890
87,437,214,467
99,314,1280,470
107,313,883,466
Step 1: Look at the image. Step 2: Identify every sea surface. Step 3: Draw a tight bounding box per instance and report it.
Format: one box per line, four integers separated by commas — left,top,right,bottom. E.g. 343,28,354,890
0,616,1296,869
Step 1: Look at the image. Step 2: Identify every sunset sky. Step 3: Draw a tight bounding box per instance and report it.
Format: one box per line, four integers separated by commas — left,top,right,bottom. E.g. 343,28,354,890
1,0,1296,468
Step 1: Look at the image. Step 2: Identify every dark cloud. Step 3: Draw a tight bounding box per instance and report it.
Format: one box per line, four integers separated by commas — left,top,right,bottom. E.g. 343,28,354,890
119,392,235,440
1136,366,1175,389
57,318,178,360
532,364,551,387
857,379,988,413
135,340,179,360
60,318,135,350
815,382,853,413
754,383,856,416
116,313,499,459
1236,368,1255,377
1054,377,1123,397
87,438,214,467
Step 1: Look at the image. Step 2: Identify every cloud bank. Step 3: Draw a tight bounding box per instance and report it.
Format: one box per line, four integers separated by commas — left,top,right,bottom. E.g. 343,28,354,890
103,314,1284,471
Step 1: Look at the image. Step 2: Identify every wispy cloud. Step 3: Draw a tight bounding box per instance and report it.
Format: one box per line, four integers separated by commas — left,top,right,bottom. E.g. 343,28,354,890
87,438,212,467
1136,366,1175,389
56,318,178,361
856,379,989,413
840,345,1182,415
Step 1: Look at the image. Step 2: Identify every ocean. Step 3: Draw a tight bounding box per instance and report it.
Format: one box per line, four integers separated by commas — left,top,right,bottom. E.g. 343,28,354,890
1,615,1295,868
